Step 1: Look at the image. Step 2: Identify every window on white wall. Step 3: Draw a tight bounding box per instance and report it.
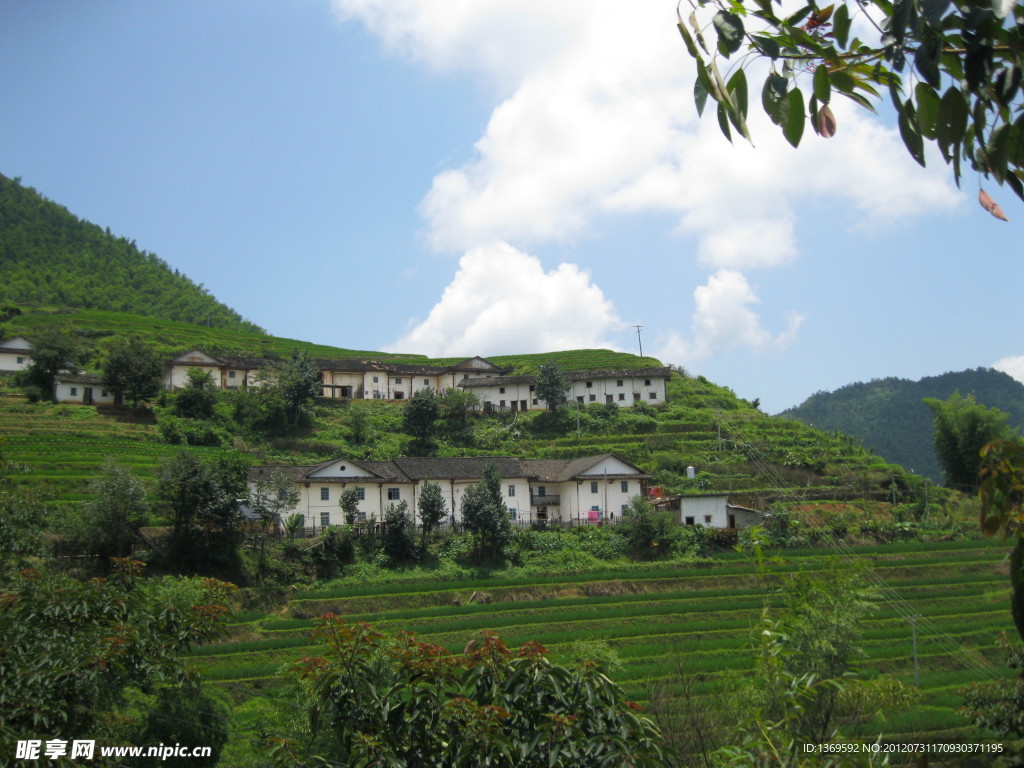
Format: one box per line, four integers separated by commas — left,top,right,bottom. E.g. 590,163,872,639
621,481,628,493
388,488,400,500
704,515,713,524
590,481,598,493
356,487,365,500
507,485,515,497
321,511,330,528
70,387,78,396
320,487,330,501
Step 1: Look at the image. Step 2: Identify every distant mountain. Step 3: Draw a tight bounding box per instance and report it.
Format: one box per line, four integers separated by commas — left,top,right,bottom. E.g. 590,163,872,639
0,174,263,333
779,368,1024,482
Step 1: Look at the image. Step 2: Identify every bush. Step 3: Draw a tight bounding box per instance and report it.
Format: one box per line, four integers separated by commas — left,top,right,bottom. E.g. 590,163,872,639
157,414,228,446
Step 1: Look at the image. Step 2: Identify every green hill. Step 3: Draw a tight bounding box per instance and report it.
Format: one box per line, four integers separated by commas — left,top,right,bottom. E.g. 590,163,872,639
0,174,262,332
779,368,1024,482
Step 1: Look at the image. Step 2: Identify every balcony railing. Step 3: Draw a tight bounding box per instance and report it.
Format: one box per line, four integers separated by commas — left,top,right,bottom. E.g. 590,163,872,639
530,494,561,506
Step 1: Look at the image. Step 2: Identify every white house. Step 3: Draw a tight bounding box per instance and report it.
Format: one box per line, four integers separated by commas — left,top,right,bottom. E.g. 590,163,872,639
248,453,651,532
652,491,765,530
459,367,672,411
0,337,33,372
53,373,118,405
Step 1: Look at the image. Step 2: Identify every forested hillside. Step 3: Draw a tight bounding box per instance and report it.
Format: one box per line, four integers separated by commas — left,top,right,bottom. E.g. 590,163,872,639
0,174,263,332
780,368,1024,482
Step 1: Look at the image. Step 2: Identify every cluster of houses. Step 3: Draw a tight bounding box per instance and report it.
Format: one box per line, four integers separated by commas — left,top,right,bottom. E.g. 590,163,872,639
0,338,672,412
246,453,764,532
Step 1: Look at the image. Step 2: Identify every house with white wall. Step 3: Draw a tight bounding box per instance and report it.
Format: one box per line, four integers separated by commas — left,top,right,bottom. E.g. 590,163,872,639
460,367,672,411
248,453,650,532
53,373,118,405
0,337,33,372
652,491,765,530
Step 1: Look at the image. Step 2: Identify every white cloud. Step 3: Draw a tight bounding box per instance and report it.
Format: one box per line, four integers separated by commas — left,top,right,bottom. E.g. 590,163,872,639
653,270,805,363
337,0,961,360
385,242,622,356
993,355,1024,384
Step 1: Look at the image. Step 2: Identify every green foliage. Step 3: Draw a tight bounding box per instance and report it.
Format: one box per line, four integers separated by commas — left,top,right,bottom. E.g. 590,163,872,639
418,479,448,553
157,450,250,573
16,327,82,402
676,0,1024,203
535,360,569,411
382,501,418,565
0,174,263,330
173,367,219,419
402,387,441,445
439,387,479,422
0,559,234,752
280,617,664,768
100,335,163,406
926,391,1015,491
267,350,322,427
306,526,357,580
339,486,362,526
617,496,679,560
459,463,513,565
959,633,1024,738
0,441,48,572
80,460,149,559
126,683,230,767
232,384,290,438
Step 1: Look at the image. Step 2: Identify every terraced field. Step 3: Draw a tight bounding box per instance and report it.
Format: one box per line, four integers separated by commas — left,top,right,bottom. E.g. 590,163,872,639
199,538,1014,747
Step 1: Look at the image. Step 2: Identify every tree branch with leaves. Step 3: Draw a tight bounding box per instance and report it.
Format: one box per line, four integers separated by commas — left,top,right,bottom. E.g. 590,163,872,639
676,0,1024,215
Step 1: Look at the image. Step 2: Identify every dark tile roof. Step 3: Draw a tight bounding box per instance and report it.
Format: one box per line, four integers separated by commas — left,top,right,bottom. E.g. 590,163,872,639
56,372,107,386
458,369,672,389
393,456,526,481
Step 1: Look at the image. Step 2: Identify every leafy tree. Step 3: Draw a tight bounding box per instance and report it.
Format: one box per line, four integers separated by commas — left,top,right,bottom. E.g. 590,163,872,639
925,391,1014,491
459,462,513,564
17,328,81,402
535,361,569,411
249,470,301,577
173,367,219,420
439,386,479,422
382,501,418,564
126,683,230,767
417,479,448,554
0,559,234,754
617,495,679,560
403,387,441,445
267,349,322,426
158,451,249,572
232,382,289,438
676,0,1024,209
279,617,665,768
102,335,164,406
81,460,149,559
347,402,372,444
339,486,362,525
0,440,47,573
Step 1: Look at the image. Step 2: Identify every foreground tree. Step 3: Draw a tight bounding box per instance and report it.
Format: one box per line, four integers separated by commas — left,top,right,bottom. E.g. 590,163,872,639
173,367,219,420
676,0,1024,211
102,335,164,406
339,486,362,525
268,350,322,426
276,618,664,768
381,501,418,564
402,387,441,445
0,559,234,754
925,391,1014,492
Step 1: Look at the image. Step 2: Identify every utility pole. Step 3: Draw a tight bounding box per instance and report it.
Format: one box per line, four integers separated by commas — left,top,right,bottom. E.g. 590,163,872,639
634,324,644,358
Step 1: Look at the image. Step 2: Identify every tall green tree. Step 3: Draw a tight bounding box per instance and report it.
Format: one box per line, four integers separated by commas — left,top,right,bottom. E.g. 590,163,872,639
268,350,322,426
535,361,569,412
82,460,149,559
459,463,513,564
925,391,1014,491
339,486,362,526
173,367,219,420
675,0,1024,210
158,451,249,572
403,387,441,445
417,479,448,554
248,469,301,573
381,501,418,565
102,335,164,406
17,328,81,402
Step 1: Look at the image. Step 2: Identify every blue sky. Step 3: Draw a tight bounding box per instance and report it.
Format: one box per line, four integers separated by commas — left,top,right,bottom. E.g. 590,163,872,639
2,1,1021,413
